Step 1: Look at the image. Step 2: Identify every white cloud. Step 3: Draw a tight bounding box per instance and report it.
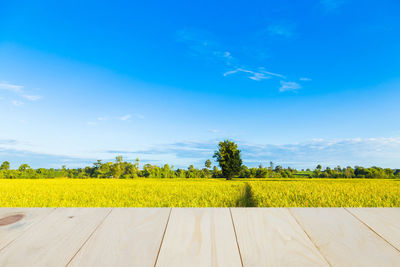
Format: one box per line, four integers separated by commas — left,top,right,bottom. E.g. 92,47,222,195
91,114,142,125
224,68,284,81
12,100,23,106
279,81,301,92
177,29,235,66
213,51,234,65
22,94,42,101
0,82,23,93
119,114,131,121
299,77,312,81
0,81,42,101
135,114,145,120
242,137,400,168
3,136,400,169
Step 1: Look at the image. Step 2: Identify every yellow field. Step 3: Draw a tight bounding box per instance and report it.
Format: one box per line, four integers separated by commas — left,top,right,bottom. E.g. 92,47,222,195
0,178,399,207
249,179,400,207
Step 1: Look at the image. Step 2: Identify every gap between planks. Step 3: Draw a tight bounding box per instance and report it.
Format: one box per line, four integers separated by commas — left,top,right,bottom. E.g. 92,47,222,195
229,208,244,267
287,208,333,267
153,208,172,267
66,208,113,266
344,208,400,254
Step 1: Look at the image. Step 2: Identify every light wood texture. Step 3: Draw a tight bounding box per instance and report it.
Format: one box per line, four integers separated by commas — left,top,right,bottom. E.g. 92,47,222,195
69,208,171,267
1,208,400,266
290,208,400,267
0,208,55,251
231,208,329,267
0,208,110,267
347,208,400,251
156,208,242,267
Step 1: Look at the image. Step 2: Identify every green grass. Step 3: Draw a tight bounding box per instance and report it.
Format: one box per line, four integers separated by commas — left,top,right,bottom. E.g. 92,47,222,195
0,178,399,207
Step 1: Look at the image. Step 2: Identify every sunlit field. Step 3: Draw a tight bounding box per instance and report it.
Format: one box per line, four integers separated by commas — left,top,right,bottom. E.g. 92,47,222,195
249,179,400,207
1,178,399,207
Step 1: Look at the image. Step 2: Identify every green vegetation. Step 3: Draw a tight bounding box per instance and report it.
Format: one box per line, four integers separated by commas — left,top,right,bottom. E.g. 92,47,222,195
0,159,399,179
213,140,242,180
1,140,399,179
1,179,399,207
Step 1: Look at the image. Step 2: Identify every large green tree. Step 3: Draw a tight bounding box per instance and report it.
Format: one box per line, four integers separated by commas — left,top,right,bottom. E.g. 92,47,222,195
213,140,242,180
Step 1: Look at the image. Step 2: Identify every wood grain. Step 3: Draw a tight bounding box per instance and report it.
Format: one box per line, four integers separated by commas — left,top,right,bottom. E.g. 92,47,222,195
290,208,400,267
347,208,400,251
156,208,242,267
0,208,55,251
69,208,171,267
0,208,110,267
231,208,329,267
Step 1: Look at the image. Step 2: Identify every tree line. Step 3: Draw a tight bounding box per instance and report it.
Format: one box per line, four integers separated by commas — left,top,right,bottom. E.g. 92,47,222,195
0,140,399,179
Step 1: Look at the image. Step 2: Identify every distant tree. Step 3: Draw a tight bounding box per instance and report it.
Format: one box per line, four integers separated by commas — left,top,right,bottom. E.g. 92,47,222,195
94,160,102,169
213,140,242,180
115,156,123,164
162,164,171,178
256,164,268,178
0,161,10,171
205,159,212,169
212,166,222,178
269,161,274,170
111,156,124,178
316,164,322,171
135,158,140,169
18,164,30,172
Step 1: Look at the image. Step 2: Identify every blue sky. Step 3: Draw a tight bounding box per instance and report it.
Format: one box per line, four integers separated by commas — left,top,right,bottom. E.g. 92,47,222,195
1,0,400,169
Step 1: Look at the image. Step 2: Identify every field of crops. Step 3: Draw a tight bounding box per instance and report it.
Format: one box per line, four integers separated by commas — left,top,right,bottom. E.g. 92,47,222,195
0,178,399,207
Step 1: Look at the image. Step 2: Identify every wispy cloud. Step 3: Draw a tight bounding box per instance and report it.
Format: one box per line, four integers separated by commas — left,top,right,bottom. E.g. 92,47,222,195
11,100,23,106
119,114,131,121
299,77,312,81
178,29,306,92
0,81,42,102
89,113,143,125
102,137,400,169
0,82,23,93
3,137,400,169
134,114,145,120
22,94,41,101
224,68,285,81
177,29,235,66
279,81,301,92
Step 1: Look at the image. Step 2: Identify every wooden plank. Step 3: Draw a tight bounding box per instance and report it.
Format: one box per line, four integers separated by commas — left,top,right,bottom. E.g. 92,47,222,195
290,208,400,266
156,208,242,267
0,208,55,251
347,208,400,251
231,208,329,266
0,208,111,267
69,208,171,267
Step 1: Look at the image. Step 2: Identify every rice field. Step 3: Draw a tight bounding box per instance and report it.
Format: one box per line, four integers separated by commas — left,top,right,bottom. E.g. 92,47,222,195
0,178,399,207
249,179,400,207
